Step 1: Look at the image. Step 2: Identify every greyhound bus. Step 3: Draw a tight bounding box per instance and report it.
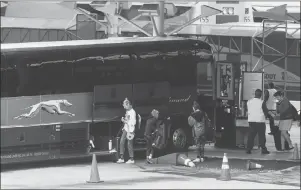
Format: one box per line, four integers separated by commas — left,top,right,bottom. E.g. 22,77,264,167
0,36,215,164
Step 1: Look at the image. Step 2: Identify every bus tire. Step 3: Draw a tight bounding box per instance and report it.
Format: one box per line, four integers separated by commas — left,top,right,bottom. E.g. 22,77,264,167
170,128,189,151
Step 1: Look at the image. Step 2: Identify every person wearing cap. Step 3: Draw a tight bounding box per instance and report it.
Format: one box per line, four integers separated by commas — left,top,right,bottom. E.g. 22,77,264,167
188,101,206,162
117,98,136,164
264,82,277,135
246,89,270,154
273,91,295,151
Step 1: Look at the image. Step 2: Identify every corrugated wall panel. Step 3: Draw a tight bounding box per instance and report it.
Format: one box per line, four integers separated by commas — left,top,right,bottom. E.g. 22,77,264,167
29,29,40,42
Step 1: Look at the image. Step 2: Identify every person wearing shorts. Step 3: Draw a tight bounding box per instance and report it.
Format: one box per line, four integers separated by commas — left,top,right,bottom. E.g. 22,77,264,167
273,91,295,151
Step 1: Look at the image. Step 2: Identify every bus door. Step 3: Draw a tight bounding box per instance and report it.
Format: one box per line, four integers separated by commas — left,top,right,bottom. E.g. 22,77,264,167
133,81,170,148
92,84,132,150
197,61,216,143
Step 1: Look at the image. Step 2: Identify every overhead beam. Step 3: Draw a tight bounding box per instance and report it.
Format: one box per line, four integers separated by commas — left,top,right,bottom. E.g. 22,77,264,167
116,14,152,37
137,1,165,36
155,1,165,36
75,7,108,29
167,5,222,36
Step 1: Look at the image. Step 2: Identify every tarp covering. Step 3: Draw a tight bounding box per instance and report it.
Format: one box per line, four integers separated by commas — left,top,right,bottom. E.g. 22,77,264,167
1,17,77,30
4,2,77,20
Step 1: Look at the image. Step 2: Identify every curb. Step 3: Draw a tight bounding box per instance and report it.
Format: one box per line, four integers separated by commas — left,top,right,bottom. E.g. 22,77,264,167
205,155,301,163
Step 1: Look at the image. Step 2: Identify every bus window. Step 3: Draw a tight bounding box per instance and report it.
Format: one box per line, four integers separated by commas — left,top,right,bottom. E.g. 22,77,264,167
167,53,196,86
93,54,132,85
1,54,7,97
132,52,168,83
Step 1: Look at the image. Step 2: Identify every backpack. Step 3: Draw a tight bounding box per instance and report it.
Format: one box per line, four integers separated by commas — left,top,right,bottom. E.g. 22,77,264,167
290,103,298,121
152,122,165,150
136,113,141,130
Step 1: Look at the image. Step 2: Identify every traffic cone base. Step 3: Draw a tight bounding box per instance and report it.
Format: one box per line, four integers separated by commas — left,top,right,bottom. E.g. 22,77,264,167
292,143,299,160
217,153,231,181
176,153,195,167
87,154,104,183
152,153,178,165
246,160,263,170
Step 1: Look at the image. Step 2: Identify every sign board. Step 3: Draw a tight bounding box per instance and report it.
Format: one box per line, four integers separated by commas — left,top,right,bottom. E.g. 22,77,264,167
242,72,264,101
216,62,234,100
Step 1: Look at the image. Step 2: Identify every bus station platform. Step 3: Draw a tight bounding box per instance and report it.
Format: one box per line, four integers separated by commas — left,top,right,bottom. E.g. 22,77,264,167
1,156,299,189
190,122,300,162
1,123,300,189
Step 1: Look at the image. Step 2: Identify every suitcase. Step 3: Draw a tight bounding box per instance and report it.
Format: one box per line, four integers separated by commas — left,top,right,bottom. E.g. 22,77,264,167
273,127,290,150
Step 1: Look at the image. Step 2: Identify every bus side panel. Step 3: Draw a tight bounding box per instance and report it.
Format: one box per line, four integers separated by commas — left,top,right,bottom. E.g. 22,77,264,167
133,81,170,116
5,95,42,127
1,126,60,148
169,85,196,115
59,122,89,156
2,92,93,127
1,98,7,126
1,149,60,165
40,93,93,124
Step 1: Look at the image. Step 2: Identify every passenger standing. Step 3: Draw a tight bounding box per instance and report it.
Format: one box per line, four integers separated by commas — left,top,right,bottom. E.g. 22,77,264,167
144,109,160,163
273,91,295,151
117,98,136,164
246,89,270,154
188,101,206,162
264,82,277,135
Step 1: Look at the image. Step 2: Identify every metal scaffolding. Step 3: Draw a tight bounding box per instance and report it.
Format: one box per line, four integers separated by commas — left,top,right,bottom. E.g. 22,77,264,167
174,20,300,99
1,2,299,100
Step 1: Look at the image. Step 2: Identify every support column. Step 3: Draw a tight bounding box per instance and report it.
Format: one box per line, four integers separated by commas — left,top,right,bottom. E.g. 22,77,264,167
153,1,165,36
108,2,120,37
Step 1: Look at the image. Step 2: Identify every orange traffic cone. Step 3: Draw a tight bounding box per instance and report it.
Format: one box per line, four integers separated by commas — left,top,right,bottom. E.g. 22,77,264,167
246,160,264,170
87,154,103,183
218,153,231,181
292,143,299,160
176,153,195,167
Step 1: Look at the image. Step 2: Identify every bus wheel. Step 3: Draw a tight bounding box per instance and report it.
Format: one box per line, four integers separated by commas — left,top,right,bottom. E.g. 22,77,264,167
171,128,188,151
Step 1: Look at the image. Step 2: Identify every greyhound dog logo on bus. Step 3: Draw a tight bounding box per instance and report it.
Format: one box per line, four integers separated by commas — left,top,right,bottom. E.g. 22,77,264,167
14,99,75,120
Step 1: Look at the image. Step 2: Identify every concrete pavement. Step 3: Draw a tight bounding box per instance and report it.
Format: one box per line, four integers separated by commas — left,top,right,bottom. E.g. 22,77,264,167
1,122,299,189
1,161,299,189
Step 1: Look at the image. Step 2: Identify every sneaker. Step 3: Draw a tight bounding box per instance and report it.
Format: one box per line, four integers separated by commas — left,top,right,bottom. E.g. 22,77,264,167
146,158,153,164
126,159,135,164
261,150,270,154
287,147,294,151
193,157,204,163
193,158,201,163
116,158,125,163
246,150,251,154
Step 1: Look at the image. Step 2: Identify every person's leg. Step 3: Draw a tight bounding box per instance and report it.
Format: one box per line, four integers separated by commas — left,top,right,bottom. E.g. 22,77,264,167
280,131,286,150
118,130,127,162
127,138,134,162
279,120,294,150
199,135,206,159
281,130,293,148
246,122,258,153
257,123,269,153
195,135,201,158
145,136,152,158
268,114,275,134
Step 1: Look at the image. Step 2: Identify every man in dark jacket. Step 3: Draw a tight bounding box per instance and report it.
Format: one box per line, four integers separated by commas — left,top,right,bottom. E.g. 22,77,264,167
144,109,160,163
274,91,295,151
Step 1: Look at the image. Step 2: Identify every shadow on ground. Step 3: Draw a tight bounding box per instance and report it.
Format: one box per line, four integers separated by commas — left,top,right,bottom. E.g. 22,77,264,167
135,158,300,187
60,175,190,188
